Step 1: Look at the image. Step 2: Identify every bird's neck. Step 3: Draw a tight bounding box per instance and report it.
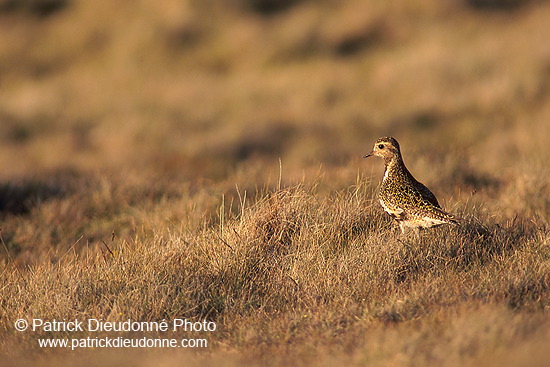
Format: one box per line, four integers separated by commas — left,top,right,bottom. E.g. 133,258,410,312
383,155,407,179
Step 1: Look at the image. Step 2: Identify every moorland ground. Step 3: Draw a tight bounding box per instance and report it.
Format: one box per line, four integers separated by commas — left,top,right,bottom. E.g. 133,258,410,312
0,0,549,366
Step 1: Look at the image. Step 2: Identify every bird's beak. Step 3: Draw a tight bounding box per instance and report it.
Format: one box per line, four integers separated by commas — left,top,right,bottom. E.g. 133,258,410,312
364,151,374,158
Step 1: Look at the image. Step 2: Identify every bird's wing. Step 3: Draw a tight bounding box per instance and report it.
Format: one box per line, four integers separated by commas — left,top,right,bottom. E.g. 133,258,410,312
415,180,440,208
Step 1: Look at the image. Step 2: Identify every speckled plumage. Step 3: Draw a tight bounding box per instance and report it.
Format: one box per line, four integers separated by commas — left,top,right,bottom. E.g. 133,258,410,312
365,137,459,234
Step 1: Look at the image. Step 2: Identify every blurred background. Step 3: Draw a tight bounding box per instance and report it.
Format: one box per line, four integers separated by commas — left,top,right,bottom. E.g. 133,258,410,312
0,0,549,263
0,0,548,178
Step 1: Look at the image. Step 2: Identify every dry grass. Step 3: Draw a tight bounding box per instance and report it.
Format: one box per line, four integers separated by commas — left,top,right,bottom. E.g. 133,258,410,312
0,0,549,366
1,181,549,366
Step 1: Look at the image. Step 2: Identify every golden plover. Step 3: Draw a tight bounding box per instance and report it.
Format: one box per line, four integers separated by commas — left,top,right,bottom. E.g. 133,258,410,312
364,137,459,234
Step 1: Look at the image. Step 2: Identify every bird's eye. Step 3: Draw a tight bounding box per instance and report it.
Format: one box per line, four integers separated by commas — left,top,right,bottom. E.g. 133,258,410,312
378,144,384,149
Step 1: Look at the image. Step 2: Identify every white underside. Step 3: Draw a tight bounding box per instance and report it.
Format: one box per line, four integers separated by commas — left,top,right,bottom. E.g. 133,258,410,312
400,217,447,229
420,216,448,227
380,199,403,217
380,199,448,234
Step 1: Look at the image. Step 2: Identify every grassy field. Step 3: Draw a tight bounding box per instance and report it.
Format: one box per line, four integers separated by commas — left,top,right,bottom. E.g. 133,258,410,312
0,0,549,366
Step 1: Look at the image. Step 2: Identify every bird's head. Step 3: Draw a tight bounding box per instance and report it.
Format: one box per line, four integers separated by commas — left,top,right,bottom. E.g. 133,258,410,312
364,137,401,161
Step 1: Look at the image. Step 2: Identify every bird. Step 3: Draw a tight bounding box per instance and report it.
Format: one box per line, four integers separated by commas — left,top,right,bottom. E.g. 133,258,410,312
364,136,459,235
